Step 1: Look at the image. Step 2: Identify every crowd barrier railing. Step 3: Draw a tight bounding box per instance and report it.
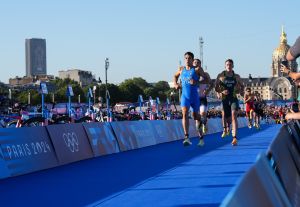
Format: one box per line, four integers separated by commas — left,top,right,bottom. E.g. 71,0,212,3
46,123,93,165
82,122,120,156
0,117,248,179
0,126,58,178
220,153,292,207
221,121,300,207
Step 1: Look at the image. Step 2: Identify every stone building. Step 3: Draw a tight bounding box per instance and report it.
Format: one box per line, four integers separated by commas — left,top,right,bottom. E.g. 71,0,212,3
58,69,95,87
242,27,298,100
9,75,54,87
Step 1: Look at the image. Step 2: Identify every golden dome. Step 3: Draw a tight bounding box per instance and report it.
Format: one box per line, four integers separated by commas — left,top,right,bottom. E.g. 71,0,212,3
272,26,290,58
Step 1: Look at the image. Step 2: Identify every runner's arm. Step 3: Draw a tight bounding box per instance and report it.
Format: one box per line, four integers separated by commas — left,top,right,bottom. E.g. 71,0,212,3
173,69,181,89
205,72,214,94
214,73,223,93
244,94,250,103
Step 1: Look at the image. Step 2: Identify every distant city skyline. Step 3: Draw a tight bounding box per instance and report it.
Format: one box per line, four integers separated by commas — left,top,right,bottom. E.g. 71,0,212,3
0,0,300,84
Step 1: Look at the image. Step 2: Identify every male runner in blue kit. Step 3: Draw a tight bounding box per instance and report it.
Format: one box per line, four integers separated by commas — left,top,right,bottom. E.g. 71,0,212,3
173,52,202,146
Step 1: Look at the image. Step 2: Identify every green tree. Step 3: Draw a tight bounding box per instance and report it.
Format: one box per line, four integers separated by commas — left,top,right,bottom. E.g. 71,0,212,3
131,77,150,89
83,83,121,105
106,83,122,105
153,81,170,101
118,79,144,102
144,87,158,100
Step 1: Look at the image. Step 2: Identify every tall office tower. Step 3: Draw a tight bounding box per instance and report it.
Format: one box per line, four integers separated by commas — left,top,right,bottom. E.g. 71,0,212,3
25,38,47,77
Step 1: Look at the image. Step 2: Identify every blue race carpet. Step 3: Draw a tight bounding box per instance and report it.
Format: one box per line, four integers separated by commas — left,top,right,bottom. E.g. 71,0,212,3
0,124,281,207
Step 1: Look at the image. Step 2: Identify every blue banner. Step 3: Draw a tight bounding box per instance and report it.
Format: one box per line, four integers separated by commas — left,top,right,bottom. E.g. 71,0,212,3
83,122,120,157
110,120,198,151
128,121,157,148
0,147,10,179
110,121,139,151
149,120,173,143
164,120,184,140
46,123,93,165
188,119,199,138
0,127,58,177
111,121,153,151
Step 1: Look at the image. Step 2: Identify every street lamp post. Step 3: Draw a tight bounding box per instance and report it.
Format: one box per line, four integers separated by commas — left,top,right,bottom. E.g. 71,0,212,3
93,85,97,105
105,58,109,96
28,92,31,105
8,89,12,100
98,77,102,106
105,58,110,121
98,77,102,102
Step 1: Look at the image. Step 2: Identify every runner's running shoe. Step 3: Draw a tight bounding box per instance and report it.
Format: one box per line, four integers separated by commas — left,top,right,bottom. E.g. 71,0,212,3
256,124,260,130
221,131,227,138
183,138,192,146
231,137,238,146
198,138,204,147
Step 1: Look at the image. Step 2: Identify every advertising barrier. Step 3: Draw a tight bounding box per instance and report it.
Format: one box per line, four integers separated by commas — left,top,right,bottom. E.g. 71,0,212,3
163,119,183,140
46,123,93,165
110,121,138,151
237,117,248,128
111,119,201,151
0,127,58,177
83,122,120,157
209,118,223,134
150,120,176,143
129,121,158,148
188,119,200,138
0,148,10,179
110,121,157,151
0,117,252,179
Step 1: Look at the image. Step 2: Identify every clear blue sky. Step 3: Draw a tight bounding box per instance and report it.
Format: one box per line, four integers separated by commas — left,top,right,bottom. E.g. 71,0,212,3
0,0,300,84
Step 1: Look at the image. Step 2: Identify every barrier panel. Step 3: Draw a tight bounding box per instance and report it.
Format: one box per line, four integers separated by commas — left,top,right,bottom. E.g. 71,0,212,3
0,117,251,179
82,122,120,157
267,125,300,206
149,120,189,143
110,121,157,151
158,119,203,141
110,119,201,151
146,120,172,144
163,119,183,140
0,148,10,179
207,118,222,134
46,123,93,165
237,117,248,128
0,127,58,177
287,121,300,149
188,119,200,138
206,117,247,135
221,153,291,207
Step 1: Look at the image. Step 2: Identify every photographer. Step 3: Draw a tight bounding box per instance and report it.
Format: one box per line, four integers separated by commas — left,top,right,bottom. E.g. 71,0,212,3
280,36,300,120
281,36,300,79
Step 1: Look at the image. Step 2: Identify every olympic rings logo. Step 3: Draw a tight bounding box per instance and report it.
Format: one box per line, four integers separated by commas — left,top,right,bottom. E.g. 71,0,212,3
63,132,79,152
